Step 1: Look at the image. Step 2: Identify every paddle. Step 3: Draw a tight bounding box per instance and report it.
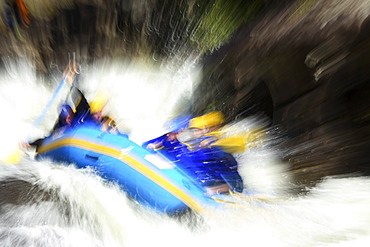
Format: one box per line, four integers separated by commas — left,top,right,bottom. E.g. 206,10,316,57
2,63,77,164
209,128,266,154
31,71,70,131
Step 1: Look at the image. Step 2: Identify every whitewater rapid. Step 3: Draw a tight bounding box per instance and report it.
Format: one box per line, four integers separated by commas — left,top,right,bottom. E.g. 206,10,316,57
0,58,369,247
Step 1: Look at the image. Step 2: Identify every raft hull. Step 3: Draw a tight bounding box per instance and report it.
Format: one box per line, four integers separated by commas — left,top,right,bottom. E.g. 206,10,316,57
37,124,214,215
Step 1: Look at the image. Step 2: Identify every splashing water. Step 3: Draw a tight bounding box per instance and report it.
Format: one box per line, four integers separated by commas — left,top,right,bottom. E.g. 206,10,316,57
0,58,370,247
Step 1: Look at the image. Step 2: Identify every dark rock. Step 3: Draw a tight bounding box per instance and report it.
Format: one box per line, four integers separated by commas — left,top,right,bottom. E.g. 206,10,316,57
193,1,370,188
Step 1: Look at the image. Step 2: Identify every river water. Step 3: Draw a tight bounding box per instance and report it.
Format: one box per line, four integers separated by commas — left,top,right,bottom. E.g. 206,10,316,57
0,58,369,247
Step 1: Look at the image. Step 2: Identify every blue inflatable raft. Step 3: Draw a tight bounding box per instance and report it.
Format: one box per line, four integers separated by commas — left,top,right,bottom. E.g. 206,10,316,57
36,123,226,215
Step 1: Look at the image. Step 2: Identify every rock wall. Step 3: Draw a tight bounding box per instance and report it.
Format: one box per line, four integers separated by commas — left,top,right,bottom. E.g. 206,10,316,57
193,1,370,187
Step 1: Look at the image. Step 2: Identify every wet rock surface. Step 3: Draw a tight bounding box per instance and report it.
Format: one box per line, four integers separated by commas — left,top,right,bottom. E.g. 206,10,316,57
193,1,370,187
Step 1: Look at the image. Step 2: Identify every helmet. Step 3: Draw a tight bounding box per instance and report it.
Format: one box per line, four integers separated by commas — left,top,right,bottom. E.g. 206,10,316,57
188,111,224,129
164,115,192,133
201,111,224,128
59,104,73,119
188,116,206,129
90,92,109,114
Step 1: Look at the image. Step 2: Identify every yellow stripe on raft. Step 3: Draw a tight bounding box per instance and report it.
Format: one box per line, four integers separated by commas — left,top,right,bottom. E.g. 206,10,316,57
38,137,206,213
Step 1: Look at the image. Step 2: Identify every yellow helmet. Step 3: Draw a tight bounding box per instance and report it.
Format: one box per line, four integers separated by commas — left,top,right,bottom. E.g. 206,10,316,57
188,116,206,129
188,111,224,129
201,111,224,128
90,92,109,114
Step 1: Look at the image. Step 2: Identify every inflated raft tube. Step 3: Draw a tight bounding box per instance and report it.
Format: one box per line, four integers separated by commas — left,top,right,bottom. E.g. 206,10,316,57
36,123,217,215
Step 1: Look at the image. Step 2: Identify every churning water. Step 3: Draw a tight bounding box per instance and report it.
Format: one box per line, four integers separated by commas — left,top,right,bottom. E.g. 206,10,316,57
0,58,369,247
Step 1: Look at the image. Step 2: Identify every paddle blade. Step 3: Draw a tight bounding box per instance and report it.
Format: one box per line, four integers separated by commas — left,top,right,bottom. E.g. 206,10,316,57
210,129,266,154
211,136,246,153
